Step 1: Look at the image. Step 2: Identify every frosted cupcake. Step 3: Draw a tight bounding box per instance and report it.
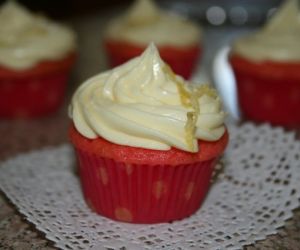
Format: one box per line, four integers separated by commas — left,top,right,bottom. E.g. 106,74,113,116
0,1,76,118
104,0,201,79
69,44,228,224
230,0,300,126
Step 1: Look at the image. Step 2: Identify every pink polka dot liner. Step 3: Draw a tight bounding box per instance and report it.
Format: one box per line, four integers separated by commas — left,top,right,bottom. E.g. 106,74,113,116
69,123,228,224
230,54,300,127
75,147,217,224
0,53,76,119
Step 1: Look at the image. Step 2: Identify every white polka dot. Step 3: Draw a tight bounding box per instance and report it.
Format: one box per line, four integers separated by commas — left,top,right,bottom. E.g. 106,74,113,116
243,80,255,94
290,90,300,102
86,199,96,212
125,164,133,175
98,167,108,185
14,109,29,118
153,181,167,199
115,207,133,222
185,182,195,200
262,94,275,109
1,80,13,92
28,80,41,92
46,92,59,105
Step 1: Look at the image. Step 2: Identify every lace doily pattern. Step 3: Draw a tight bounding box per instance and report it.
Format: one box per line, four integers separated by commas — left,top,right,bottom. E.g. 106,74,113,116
0,123,300,250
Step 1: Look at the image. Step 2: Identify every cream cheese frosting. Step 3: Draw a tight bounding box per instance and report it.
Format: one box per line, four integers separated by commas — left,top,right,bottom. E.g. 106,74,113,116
105,0,201,47
69,44,225,153
232,0,300,62
0,1,76,70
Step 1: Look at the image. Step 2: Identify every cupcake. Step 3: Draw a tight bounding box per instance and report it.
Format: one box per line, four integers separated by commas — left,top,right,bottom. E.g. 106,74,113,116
104,0,201,80
69,44,228,224
230,0,300,126
0,1,76,118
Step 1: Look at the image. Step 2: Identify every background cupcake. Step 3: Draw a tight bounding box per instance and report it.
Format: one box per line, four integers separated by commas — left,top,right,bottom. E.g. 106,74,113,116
0,1,76,118
104,0,201,79
230,0,300,127
69,44,228,224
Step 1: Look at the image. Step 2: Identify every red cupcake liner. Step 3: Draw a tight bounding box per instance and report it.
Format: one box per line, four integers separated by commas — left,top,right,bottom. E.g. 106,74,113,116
230,55,300,127
104,40,201,79
75,147,217,224
0,53,76,118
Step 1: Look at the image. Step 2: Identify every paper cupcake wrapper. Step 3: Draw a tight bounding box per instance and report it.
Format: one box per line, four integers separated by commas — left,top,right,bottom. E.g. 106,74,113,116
230,56,300,127
0,53,75,119
104,41,201,79
0,72,70,118
75,147,217,224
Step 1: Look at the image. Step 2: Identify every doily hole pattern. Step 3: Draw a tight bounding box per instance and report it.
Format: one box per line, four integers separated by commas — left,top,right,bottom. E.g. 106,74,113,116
0,123,300,250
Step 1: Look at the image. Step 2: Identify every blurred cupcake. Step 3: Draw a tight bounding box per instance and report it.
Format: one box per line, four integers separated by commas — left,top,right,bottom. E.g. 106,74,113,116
0,1,76,118
69,44,228,224
104,0,201,79
230,0,300,127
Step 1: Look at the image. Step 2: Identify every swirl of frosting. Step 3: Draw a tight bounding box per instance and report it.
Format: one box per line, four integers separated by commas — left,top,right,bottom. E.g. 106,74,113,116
69,44,225,152
105,0,201,47
232,0,300,62
0,1,76,70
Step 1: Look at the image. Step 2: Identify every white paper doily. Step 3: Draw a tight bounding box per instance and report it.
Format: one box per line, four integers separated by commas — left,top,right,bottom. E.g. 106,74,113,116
0,123,300,250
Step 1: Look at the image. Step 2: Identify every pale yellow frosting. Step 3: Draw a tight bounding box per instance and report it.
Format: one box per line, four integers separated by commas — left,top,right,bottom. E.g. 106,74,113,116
69,44,225,152
232,0,300,62
105,0,201,47
0,1,76,70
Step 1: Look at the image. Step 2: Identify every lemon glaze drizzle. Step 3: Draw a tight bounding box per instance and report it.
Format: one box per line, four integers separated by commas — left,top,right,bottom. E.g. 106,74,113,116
163,64,219,152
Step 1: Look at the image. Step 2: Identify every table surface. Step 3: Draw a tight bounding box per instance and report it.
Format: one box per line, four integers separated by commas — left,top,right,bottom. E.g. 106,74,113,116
1,8,300,250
